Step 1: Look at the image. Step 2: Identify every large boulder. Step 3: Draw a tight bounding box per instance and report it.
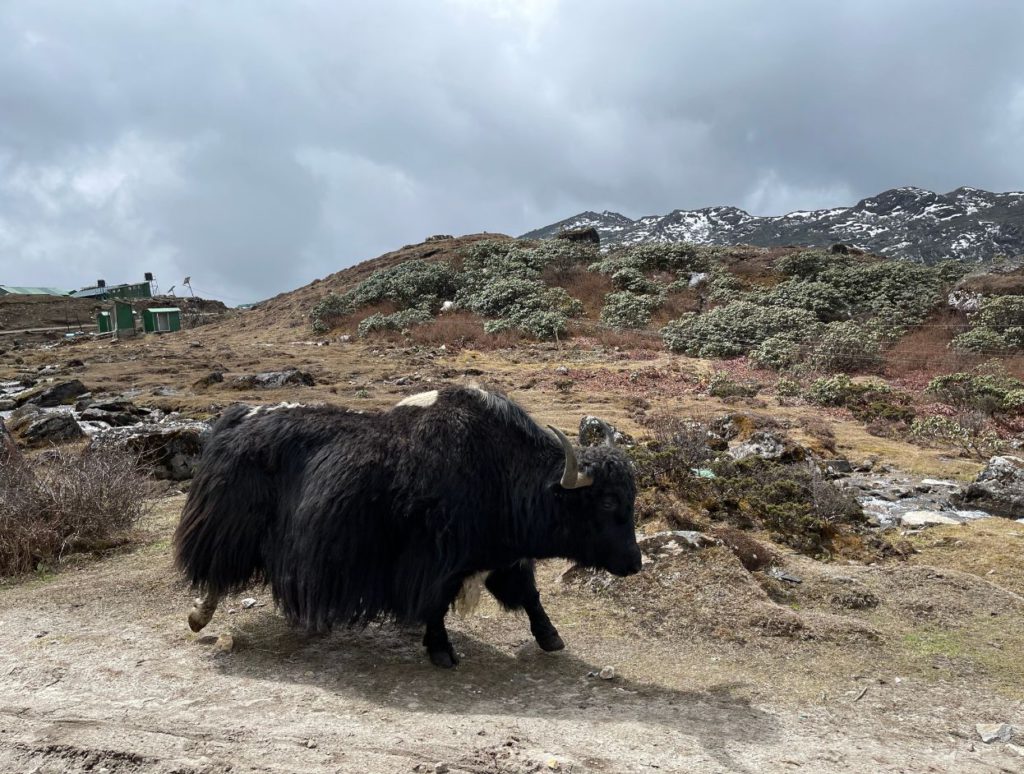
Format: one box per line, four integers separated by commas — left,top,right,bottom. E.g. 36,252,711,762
89,418,211,480
27,378,88,407
231,370,315,390
7,405,84,447
729,430,807,463
555,226,600,246
578,415,633,447
953,456,1024,518
19,379,89,408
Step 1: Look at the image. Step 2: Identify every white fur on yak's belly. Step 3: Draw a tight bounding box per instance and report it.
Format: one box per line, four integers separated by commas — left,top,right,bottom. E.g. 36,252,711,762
454,573,486,617
396,386,488,408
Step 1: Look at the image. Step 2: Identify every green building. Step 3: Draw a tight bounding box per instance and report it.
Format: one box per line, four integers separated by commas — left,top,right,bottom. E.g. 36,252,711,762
113,301,136,335
96,311,112,333
142,307,181,333
72,280,152,301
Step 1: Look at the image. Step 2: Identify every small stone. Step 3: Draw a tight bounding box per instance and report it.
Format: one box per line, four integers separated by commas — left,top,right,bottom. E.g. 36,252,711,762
546,758,561,770
599,666,615,680
555,366,569,375
214,633,234,653
241,597,257,609
196,634,219,645
976,723,1015,744
433,764,449,774
900,511,960,527
305,738,318,749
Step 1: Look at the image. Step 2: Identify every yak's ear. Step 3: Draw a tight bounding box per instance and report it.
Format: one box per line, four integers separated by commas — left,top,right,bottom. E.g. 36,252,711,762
548,425,594,489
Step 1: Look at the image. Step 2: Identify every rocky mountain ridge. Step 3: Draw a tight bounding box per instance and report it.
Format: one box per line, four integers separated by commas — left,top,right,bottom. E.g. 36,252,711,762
522,186,1024,263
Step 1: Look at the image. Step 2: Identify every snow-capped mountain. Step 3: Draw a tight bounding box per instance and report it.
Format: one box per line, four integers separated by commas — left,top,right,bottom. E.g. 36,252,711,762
521,187,1024,263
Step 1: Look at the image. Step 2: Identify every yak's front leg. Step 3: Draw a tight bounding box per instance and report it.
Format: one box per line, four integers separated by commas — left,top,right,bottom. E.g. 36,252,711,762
187,590,220,632
486,561,565,652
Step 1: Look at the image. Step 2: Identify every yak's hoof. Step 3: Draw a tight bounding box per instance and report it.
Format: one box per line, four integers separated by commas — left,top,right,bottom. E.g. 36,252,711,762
188,605,213,633
428,645,459,668
535,632,565,652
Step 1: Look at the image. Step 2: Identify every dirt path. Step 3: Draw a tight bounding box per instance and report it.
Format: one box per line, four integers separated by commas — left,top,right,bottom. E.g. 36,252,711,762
2,499,1023,774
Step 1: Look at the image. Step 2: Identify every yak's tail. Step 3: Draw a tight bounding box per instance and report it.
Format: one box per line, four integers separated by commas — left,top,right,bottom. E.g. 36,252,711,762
173,404,273,595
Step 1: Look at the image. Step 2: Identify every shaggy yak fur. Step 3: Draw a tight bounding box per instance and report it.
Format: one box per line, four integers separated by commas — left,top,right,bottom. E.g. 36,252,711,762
174,386,641,667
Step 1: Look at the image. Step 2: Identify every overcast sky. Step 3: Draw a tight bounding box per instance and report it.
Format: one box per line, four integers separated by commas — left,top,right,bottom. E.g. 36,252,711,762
1,1,1023,304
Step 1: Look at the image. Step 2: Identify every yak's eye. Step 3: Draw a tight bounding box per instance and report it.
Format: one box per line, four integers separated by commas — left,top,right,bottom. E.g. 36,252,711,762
599,494,618,512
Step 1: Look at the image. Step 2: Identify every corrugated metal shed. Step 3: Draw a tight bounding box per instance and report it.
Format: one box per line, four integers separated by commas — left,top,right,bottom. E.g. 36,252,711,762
72,281,152,300
0,286,70,296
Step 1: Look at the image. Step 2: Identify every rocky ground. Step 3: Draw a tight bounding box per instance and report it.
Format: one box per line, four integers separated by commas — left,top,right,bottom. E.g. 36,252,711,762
2,316,1024,773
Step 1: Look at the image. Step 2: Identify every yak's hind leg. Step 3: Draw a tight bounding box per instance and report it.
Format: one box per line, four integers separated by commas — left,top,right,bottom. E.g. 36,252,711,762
187,590,221,632
422,576,468,668
486,560,565,652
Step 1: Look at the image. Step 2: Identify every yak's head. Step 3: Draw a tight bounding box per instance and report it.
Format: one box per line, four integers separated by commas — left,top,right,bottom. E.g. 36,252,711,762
548,424,642,577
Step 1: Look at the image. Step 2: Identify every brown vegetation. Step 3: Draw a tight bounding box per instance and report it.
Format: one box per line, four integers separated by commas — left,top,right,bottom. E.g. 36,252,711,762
0,447,149,577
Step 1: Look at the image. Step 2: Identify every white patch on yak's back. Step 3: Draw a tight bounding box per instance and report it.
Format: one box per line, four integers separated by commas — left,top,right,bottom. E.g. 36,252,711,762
245,402,301,419
397,386,490,408
397,390,439,407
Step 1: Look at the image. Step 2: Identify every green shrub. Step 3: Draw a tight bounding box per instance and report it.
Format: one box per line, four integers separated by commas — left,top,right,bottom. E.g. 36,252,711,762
806,374,914,425
707,372,760,398
589,242,717,276
610,267,661,294
910,414,1005,459
704,269,743,303
820,261,944,325
950,294,1024,355
746,279,849,321
310,294,354,333
484,309,570,340
357,306,433,336
662,301,819,358
750,335,803,371
806,321,883,373
950,326,1009,355
346,259,460,310
600,291,663,329
806,374,876,407
452,242,585,340
925,370,1024,416
775,249,835,279
310,259,459,333
775,377,802,397
706,457,865,556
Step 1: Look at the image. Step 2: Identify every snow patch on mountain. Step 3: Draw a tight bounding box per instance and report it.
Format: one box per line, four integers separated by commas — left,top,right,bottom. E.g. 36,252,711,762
522,186,1024,264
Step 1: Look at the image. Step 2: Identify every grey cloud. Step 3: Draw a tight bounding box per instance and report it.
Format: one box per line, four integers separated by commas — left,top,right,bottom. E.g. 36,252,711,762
1,1,1022,302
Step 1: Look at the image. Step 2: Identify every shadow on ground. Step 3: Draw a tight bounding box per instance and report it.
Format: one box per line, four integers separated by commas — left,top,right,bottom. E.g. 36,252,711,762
206,610,780,773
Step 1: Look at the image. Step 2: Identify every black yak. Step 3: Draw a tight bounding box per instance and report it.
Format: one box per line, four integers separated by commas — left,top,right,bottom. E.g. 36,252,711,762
173,385,641,667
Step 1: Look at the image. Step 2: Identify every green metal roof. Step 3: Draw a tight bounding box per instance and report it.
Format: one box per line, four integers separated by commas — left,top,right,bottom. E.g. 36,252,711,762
145,307,181,313
0,286,70,295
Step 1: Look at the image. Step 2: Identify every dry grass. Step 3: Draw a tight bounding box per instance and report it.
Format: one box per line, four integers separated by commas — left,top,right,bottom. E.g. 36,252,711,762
883,307,1024,383
0,447,149,577
907,518,1024,597
405,312,523,350
544,265,614,318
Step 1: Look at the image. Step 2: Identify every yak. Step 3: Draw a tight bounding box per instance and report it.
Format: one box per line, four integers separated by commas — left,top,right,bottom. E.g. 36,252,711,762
173,385,641,667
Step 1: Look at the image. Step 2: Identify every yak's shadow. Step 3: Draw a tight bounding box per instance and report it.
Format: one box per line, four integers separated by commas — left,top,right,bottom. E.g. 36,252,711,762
206,610,780,772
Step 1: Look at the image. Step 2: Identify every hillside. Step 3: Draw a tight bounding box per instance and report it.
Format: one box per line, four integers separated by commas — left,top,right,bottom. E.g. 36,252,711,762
522,186,1024,264
2,233,1024,772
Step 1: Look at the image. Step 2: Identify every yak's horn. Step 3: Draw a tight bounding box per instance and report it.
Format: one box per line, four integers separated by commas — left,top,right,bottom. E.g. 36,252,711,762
548,425,593,489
